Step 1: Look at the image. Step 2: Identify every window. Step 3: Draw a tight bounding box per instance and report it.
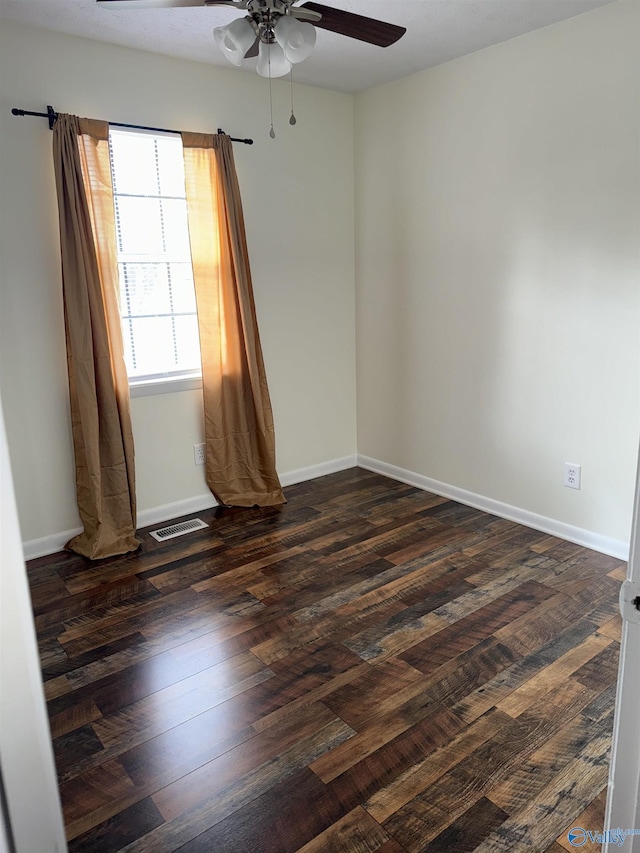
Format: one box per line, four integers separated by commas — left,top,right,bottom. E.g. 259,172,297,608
108,129,201,392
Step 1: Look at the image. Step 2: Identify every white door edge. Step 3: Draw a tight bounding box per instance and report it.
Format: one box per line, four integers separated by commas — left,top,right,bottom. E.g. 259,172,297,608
604,441,640,852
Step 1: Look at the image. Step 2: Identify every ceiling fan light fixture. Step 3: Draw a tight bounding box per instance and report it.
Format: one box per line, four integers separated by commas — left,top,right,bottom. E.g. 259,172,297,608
256,40,292,78
213,16,256,66
274,15,316,64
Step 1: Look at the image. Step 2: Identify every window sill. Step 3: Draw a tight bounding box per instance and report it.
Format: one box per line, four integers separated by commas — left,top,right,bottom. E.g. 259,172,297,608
129,374,202,398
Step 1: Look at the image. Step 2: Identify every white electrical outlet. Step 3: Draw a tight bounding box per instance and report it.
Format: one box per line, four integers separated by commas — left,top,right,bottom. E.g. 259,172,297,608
564,462,581,490
193,443,206,466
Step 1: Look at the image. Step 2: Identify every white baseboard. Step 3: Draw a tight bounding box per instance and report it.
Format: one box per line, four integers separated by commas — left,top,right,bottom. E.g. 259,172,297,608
357,454,630,561
22,455,358,560
279,455,357,487
136,494,219,530
22,528,83,562
27,453,626,562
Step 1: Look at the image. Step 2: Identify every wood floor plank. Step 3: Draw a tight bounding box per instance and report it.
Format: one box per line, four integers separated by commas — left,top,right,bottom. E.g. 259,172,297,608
573,641,621,691
493,592,588,656
334,565,475,633
608,564,628,581
66,707,353,843
364,707,512,825
68,796,165,853
581,683,618,724
57,626,274,719
555,787,608,852
496,633,612,718
92,650,272,750
327,704,465,812
44,674,73,701
382,679,599,850
420,796,508,852
487,712,609,814
295,807,391,853
398,580,556,676
476,722,612,852
309,699,461,784
172,768,347,853
49,697,103,739
152,704,352,821
114,719,355,852
35,578,162,633
292,553,478,624
460,525,540,560
52,724,105,776
432,559,561,624
61,535,224,595
28,468,622,853
57,588,203,656
60,759,137,825
322,658,429,730
450,617,601,724
343,610,449,663
56,673,275,787
250,598,409,665
418,636,523,708
597,613,622,641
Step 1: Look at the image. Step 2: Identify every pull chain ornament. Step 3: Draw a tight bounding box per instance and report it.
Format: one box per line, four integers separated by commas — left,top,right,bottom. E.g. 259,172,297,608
289,68,297,125
268,42,276,138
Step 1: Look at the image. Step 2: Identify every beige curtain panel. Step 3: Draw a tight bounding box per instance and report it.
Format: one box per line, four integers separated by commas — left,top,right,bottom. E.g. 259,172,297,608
53,114,140,559
181,132,285,507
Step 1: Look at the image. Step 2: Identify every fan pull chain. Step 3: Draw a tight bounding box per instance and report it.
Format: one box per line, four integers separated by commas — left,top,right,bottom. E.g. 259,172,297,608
289,68,297,125
267,42,276,139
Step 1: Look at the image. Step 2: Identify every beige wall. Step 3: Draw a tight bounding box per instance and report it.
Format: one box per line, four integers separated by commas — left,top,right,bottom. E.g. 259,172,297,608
354,1,640,546
0,21,356,544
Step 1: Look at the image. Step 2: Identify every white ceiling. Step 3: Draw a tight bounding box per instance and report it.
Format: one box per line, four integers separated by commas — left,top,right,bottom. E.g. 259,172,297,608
0,0,617,92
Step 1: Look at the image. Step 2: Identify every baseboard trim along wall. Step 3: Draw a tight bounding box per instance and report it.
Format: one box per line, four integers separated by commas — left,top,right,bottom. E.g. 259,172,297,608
21,455,358,560
23,453,628,562
357,455,630,562
278,455,358,488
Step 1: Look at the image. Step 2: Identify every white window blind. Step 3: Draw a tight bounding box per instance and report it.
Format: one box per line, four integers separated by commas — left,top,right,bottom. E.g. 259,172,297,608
108,128,201,383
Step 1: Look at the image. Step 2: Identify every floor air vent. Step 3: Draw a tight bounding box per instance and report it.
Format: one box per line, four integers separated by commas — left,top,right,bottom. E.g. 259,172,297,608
149,518,209,542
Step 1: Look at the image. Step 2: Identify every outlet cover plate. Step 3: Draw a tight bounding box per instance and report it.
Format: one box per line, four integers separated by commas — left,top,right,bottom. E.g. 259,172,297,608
194,443,206,466
564,462,581,490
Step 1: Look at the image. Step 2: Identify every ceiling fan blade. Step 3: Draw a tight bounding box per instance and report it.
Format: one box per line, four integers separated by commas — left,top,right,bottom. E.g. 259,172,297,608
299,2,405,47
97,0,207,8
244,37,259,58
290,5,322,23
98,0,246,7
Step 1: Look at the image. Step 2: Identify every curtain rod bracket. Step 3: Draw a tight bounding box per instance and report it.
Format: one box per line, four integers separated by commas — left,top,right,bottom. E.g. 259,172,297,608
47,105,58,129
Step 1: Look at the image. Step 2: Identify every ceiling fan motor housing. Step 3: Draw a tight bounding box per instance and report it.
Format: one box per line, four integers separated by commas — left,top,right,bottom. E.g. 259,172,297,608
246,0,316,44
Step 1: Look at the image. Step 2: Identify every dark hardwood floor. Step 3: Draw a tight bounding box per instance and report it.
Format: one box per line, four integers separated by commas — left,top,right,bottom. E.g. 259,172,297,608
27,468,625,852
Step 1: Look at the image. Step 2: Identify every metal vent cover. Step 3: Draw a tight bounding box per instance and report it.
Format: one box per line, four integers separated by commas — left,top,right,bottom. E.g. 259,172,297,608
149,517,208,542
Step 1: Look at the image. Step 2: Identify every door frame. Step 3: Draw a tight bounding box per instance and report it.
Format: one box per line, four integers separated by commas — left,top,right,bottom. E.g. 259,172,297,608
604,441,640,851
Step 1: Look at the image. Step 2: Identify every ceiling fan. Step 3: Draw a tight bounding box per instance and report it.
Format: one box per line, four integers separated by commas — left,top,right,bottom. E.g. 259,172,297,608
97,0,407,78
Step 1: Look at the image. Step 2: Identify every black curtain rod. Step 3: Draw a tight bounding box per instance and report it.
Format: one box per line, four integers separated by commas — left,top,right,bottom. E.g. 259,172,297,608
11,106,254,145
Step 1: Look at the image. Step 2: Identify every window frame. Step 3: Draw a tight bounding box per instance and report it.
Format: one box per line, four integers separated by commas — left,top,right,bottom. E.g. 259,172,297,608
108,126,202,396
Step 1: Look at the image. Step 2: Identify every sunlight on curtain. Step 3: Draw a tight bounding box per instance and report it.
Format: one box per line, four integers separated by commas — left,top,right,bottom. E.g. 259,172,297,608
181,132,285,508
53,114,140,558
